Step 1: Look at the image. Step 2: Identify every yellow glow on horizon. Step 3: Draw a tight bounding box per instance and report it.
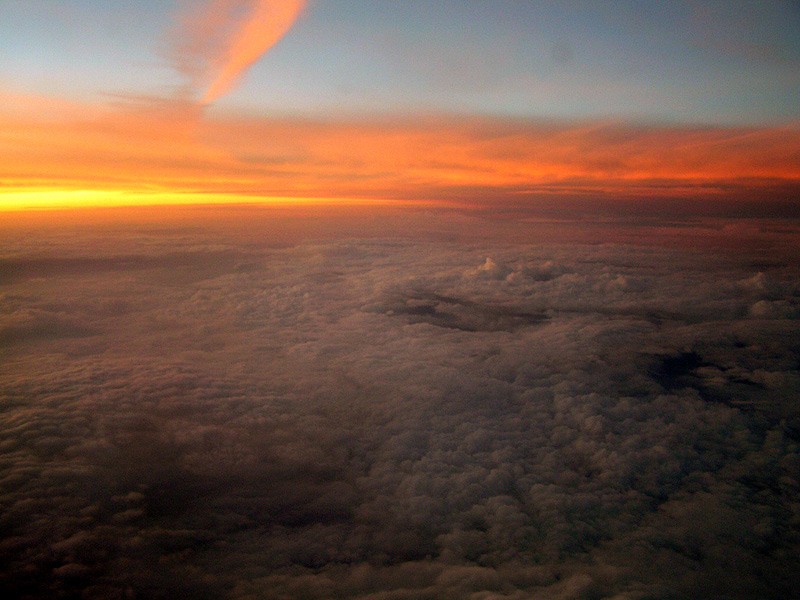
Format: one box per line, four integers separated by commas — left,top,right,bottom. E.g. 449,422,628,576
0,189,428,212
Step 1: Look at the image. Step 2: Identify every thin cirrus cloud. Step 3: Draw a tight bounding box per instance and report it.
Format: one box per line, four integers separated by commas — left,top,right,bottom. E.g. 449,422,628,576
171,0,306,104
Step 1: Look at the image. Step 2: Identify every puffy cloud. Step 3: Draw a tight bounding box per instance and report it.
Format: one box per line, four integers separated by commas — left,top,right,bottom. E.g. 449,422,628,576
0,207,798,598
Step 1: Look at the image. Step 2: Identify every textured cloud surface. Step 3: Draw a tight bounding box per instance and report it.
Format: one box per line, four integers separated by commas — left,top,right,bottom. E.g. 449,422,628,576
1,207,799,598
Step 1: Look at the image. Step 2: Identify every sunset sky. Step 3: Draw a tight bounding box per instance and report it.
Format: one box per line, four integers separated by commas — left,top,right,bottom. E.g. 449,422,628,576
2,0,799,211
4,3,800,598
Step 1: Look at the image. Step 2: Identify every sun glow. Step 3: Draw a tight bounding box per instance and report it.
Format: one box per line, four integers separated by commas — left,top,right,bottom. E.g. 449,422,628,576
0,189,412,212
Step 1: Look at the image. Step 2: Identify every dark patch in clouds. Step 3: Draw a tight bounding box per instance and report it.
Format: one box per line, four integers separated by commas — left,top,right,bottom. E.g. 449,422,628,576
0,249,253,286
379,291,548,332
1,208,799,598
0,310,98,345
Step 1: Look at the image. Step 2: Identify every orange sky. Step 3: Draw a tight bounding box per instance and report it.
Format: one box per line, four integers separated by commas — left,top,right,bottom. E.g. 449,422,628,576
1,91,799,211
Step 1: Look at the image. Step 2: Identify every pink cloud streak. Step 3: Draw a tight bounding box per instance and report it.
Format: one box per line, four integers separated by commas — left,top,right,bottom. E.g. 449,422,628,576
173,0,306,104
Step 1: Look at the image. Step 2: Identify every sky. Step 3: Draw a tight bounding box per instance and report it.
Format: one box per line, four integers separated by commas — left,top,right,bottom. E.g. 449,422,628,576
1,0,799,211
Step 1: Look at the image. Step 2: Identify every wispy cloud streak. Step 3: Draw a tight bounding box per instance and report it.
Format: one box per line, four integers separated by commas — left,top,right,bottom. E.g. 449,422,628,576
172,0,306,104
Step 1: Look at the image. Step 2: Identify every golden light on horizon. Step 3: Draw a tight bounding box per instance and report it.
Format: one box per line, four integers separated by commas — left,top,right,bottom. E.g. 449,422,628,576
0,189,434,212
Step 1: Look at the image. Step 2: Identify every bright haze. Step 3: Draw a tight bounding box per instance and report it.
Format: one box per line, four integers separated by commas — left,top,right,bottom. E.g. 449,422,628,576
1,2,799,599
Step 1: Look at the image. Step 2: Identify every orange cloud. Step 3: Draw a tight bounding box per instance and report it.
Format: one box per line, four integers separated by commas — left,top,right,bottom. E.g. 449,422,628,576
171,0,306,103
1,91,799,211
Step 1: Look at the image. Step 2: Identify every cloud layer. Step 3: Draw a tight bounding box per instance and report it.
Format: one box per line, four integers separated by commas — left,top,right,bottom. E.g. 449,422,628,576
1,208,799,598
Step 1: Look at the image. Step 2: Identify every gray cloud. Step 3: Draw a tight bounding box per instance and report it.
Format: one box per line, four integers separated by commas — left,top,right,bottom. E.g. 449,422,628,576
1,209,799,598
